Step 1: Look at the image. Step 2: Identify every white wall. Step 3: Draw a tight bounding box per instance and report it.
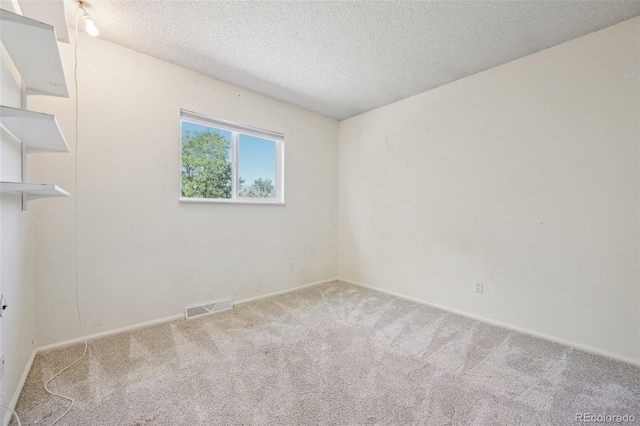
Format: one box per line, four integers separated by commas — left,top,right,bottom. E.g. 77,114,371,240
29,32,339,347
9,5,637,370
0,50,37,415
339,17,640,363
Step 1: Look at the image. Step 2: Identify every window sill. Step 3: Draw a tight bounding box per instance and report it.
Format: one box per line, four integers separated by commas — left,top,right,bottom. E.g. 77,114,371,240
179,197,285,206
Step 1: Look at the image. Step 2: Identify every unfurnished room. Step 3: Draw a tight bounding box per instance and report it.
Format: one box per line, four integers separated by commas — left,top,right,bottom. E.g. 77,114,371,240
0,0,639,425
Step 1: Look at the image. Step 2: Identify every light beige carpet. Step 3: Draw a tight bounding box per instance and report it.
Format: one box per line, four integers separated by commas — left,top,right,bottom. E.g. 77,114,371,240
12,280,640,425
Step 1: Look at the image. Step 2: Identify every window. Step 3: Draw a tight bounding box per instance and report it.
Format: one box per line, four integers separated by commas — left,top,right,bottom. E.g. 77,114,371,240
180,110,284,204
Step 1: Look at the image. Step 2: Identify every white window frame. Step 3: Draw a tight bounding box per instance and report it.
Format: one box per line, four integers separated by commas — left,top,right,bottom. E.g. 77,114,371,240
179,110,285,205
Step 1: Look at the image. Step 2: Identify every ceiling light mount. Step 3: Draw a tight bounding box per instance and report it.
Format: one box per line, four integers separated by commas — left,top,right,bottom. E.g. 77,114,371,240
79,1,99,37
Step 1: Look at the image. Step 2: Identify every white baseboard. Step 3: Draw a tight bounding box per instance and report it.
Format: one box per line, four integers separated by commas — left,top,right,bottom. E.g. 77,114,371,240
340,278,640,367
37,277,339,355
234,277,339,306
35,314,185,355
3,349,36,426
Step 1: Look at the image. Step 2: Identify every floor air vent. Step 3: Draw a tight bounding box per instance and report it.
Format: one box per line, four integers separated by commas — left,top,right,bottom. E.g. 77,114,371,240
185,299,233,320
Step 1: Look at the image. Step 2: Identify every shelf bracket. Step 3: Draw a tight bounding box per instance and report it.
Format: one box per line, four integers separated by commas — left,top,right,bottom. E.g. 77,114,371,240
21,143,28,211
21,80,28,211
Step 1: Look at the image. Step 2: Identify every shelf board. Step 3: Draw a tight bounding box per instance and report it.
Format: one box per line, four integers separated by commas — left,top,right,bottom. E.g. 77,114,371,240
0,9,69,97
17,0,69,44
0,106,69,153
1,182,70,200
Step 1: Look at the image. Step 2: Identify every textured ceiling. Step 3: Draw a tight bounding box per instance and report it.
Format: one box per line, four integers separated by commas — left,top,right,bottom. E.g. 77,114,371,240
65,1,640,120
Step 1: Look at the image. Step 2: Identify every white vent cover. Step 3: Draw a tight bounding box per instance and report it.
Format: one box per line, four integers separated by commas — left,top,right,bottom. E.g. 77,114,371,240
185,299,233,320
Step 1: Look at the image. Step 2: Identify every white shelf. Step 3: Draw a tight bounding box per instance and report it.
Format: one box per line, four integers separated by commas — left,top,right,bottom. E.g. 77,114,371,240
1,182,70,200
0,9,69,97
17,0,69,44
0,106,69,153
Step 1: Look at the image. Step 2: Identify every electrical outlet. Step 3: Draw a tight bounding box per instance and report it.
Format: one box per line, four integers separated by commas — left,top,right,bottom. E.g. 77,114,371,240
0,352,5,380
474,281,483,294
289,261,295,271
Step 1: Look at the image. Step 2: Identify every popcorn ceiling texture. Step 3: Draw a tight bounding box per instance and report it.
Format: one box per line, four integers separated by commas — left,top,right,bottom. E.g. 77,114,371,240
64,1,640,120
12,281,640,425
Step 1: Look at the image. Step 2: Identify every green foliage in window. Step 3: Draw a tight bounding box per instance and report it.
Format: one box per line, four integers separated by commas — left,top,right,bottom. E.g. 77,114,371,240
239,178,276,198
181,131,232,198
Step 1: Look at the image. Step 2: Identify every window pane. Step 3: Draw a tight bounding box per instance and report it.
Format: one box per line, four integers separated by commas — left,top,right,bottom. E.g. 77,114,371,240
181,120,232,199
238,134,276,199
